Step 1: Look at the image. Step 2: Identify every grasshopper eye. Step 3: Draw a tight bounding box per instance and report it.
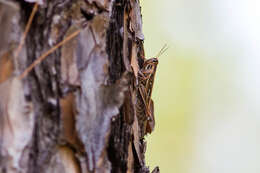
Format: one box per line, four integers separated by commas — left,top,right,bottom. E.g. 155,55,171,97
152,58,158,63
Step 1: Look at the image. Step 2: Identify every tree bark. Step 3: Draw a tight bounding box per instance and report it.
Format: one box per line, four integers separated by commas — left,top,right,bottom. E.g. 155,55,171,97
0,0,159,173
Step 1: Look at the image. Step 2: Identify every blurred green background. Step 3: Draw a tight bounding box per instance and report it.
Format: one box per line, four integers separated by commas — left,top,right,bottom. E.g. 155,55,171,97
140,0,260,173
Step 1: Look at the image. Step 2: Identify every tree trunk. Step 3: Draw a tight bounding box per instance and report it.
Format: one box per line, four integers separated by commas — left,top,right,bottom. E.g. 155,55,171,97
0,0,158,173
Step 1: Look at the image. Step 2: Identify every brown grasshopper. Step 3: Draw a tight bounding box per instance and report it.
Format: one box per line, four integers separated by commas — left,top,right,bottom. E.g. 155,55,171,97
137,45,168,136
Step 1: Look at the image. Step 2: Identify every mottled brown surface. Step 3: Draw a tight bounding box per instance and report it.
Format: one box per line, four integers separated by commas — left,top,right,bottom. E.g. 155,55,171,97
0,0,159,172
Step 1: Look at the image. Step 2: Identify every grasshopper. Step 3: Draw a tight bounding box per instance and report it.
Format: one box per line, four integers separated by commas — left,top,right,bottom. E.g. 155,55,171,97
137,45,168,136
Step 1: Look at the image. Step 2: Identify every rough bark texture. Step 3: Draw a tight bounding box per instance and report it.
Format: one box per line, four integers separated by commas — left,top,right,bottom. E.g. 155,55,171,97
0,0,159,173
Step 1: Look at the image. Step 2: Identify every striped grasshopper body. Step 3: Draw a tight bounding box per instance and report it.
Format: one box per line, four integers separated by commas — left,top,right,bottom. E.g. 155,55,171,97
137,58,158,136
136,45,167,136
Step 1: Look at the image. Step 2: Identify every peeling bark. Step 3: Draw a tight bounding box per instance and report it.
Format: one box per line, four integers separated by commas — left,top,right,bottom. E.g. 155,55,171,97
0,0,159,173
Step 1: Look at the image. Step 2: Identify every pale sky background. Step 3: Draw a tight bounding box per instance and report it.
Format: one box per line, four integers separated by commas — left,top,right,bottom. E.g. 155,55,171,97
140,0,260,173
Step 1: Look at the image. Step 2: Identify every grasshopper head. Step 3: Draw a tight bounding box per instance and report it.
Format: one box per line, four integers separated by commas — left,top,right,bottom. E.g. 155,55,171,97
143,58,158,71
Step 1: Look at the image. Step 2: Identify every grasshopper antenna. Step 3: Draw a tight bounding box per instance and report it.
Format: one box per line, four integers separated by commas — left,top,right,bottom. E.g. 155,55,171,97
155,44,168,58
